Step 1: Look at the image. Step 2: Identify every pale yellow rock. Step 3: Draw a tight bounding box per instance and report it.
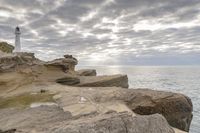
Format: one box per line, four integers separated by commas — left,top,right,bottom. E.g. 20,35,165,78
173,128,187,133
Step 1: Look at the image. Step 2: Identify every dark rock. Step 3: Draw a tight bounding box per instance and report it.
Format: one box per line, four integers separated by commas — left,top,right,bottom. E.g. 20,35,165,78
76,69,97,76
40,89,46,93
64,54,73,58
0,129,16,133
56,76,80,85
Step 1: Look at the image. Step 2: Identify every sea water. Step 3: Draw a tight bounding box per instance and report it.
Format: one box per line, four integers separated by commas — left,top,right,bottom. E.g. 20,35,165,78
77,66,200,133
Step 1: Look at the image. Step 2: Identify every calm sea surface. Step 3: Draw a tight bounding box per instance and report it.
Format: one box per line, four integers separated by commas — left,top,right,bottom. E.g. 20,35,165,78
77,66,200,133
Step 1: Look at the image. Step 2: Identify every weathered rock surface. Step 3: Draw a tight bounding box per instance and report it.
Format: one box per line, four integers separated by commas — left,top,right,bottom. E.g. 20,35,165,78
56,76,80,85
0,106,72,131
0,83,191,133
0,42,14,53
76,69,97,76
46,113,175,133
45,54,78,72
51,86,192,132
0,52,42,72
0,53,78,73
124,89,193,132
0,52,193,133
77,74,129,88
55,74,128,88
0,106,175,133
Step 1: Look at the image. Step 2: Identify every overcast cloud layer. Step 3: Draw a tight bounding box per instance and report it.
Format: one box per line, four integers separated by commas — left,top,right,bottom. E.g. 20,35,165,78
0,0,200,65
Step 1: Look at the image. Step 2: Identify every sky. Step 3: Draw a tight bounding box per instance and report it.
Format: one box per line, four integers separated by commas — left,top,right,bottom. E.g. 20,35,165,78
0,0,200,65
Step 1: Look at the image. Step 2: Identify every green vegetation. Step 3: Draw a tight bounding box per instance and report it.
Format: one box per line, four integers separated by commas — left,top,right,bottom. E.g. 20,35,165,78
0,93,55,109
0,42,14,53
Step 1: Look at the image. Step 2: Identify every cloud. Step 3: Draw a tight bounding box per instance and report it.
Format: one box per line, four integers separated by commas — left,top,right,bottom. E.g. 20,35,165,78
0,0,200,65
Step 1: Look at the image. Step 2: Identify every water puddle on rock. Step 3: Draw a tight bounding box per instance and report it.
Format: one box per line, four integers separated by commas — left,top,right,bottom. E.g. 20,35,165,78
30,102,57,108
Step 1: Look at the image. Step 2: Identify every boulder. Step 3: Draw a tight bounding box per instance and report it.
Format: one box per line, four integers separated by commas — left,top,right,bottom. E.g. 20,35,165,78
123,89,193,132
45,55,78,72
76,69,97,76
77,74,129,88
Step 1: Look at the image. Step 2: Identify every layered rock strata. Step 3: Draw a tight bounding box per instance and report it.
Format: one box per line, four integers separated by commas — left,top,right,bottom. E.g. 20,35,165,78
0,52,193,133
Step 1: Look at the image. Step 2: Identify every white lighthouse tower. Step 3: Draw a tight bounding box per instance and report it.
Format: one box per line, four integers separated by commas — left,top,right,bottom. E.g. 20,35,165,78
14,26,21,52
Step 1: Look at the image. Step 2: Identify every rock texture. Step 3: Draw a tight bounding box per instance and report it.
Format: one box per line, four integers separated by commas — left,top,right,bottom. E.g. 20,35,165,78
0,42,14,53
77,74,129,88
124,89,193,132
45,54,78,72
55,74,129,88
56,76,80,85
52,86,192,131
0,52,193,133
0,52,41,72
76,69,97,76
0,106,174,133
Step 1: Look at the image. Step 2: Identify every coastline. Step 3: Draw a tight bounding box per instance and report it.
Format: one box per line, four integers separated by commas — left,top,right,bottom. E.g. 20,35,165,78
0,52,193,133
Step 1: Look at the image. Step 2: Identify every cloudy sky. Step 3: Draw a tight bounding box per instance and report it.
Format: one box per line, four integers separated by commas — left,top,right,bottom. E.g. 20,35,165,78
0,0,200,65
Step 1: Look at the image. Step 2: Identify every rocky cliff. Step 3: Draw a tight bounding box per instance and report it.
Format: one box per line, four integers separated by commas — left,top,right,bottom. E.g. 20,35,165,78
0,52,192,133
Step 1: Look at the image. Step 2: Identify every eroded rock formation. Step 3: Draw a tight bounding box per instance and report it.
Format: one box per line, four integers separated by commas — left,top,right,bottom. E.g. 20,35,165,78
76,69,97,76
0,52,193,133
0,42,14,53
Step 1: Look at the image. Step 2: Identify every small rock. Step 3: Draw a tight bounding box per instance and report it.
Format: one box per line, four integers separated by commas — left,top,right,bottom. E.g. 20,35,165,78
64,54,73,58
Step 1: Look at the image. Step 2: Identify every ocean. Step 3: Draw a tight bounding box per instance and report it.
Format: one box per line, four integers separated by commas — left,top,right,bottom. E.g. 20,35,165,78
77,66,200,133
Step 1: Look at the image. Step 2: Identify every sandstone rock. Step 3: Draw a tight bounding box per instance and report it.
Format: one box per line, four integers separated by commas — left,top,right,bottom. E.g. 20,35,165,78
0,82,191,133
45,55,78,72
52,86,192,132
64,54,77,60
77,74,129,88
48,113,175,133
123,89,193,132
0,52,78,73
56,76,80,85
0,106,72,130
0,52,193,133
0,42,14,53
76,69,97,76
0,106,175,133
0,52,42,72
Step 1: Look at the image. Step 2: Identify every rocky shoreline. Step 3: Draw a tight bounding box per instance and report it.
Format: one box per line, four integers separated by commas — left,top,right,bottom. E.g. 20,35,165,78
0,52,192,133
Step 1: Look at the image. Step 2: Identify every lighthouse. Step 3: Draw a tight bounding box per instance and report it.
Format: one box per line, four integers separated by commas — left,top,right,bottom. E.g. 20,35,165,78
14,26,21,52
